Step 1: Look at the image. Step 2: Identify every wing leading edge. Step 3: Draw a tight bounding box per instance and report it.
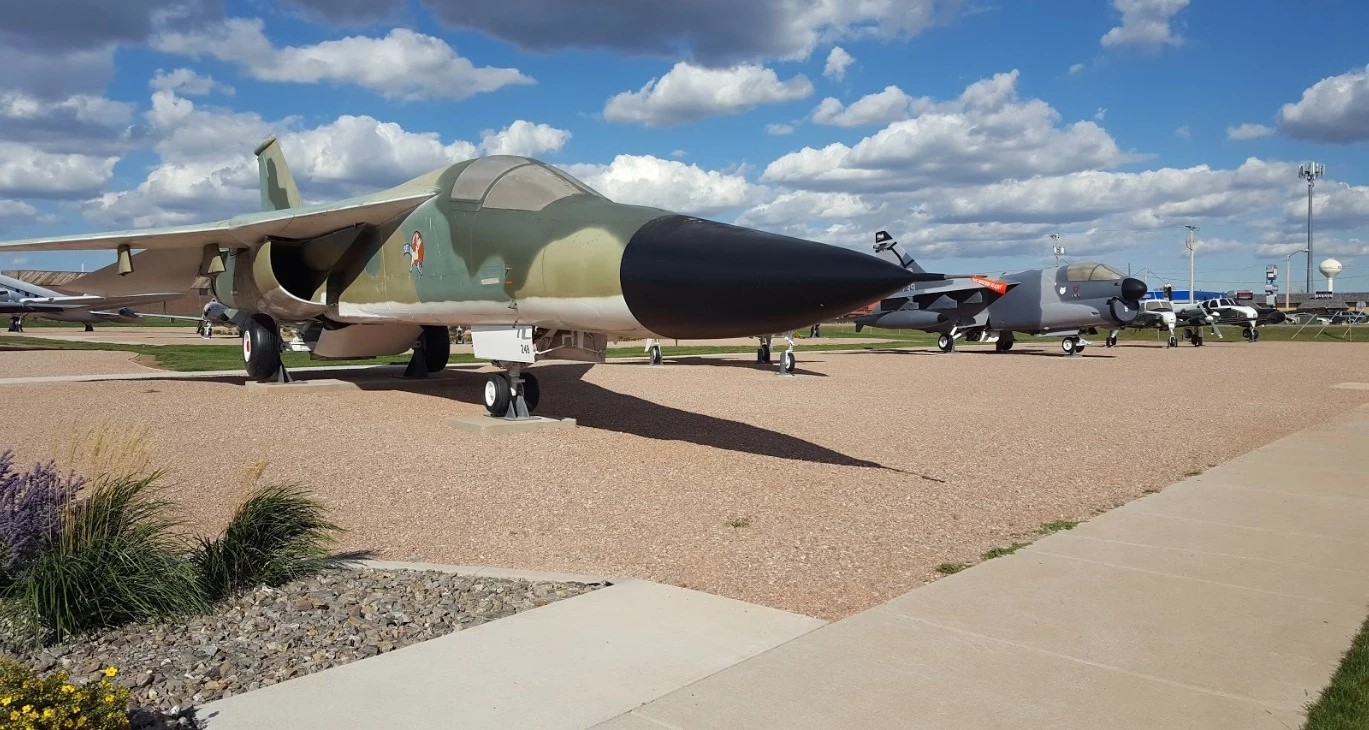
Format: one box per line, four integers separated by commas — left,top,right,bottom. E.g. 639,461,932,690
0,189,436,253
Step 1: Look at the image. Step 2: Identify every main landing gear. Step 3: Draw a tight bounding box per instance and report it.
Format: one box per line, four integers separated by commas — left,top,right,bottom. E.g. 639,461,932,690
1242,326,1260,342
402,326,451,379
1184,327,1205,346
84,323,95,332
483,366,540,418
994,333,1015,352
242,313,291,383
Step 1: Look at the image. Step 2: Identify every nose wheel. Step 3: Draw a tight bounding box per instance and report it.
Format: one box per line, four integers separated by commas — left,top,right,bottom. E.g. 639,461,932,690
1105,332,1118,348
1061,336,1086,356
1242,326,1259,342
484,368,540,418
936,333,956,353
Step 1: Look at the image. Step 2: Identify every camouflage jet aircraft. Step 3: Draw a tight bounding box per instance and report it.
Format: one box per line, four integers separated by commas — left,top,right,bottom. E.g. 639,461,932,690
853,231,1147,356
0,139,921,417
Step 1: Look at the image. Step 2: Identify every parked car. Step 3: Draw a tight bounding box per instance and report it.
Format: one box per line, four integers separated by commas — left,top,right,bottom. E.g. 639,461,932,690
1330,311,1367,325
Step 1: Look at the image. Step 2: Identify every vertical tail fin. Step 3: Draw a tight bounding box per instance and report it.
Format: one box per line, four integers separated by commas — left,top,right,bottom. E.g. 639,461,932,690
255,136,301,212
873,230,925,273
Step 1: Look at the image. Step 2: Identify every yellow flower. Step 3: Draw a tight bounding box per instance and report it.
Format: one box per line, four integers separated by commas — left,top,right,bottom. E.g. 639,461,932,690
1,696,10,705
103,666,118,678
22,704,32,713
43,708,55,718
60,684,75,694
9,710,19,721
102,694,115,704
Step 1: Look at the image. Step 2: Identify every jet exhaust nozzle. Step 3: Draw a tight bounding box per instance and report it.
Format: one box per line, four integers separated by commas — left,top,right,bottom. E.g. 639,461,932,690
620,215,917,339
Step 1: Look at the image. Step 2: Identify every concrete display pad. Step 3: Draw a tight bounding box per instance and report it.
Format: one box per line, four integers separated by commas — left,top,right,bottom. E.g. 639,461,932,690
447,414,577,434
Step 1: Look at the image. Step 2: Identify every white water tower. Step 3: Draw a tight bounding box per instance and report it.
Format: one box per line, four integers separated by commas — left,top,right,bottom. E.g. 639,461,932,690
1319,258,1343,292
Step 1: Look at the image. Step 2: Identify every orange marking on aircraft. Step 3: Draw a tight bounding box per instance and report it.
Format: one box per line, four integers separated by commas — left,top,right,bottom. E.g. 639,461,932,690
970,275,1010,295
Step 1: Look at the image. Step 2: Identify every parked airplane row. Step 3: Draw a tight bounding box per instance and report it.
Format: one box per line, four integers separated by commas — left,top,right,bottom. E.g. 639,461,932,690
0,141,1284,419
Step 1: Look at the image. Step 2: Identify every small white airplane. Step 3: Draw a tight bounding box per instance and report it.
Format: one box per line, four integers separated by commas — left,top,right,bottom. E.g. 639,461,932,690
2,249,199,332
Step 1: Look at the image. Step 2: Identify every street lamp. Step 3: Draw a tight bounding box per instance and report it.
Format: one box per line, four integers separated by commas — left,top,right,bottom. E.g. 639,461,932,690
1284,248,1309,309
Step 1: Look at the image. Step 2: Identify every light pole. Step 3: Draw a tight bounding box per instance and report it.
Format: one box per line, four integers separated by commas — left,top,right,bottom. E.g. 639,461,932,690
1284,248,1308,309
1185,225,1198,303
1299,162,1324,294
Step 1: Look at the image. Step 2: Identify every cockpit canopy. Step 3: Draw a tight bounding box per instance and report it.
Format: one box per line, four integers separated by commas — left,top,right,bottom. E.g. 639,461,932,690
1063,263,1126,282
449,156,602,212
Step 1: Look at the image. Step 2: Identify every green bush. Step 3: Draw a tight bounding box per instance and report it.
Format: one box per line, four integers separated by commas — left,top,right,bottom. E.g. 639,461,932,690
0,658,131,730
192,484,340,603
2,474,207,645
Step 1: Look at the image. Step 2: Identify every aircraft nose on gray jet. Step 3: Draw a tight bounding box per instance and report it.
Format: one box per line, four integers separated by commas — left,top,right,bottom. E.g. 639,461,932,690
1121,277,1147,302
620,215,917,339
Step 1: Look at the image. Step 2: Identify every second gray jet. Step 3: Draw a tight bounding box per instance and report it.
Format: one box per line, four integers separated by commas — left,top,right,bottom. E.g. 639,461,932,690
854,231,1147,356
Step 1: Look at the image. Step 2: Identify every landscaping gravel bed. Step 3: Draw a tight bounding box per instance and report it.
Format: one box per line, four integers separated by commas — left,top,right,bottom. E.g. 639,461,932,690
6,566,603,728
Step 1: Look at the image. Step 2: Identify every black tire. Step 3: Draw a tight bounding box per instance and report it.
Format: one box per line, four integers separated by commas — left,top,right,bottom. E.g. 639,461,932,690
758,344,772,363
84,323,94,332
1105,335,1117,348
937,334,954,352
1252,328,1260,342
649,345,662,365
1196,335,1205,347
780,350,796,374
484,374,511,416
242,314,282,381
995,337,1014,352
420,326,450,372
1168,336,1178,347
521,372,540,413
1061,338,1076,355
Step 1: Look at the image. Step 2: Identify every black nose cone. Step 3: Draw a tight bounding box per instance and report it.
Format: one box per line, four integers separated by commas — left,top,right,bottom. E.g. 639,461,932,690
1121,277,1147,302
621,215,917,339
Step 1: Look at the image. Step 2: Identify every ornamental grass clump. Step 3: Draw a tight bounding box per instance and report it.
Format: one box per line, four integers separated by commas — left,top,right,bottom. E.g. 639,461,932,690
0,451,82,583
3,473,208,645
0,659,131,730
193,484,340,603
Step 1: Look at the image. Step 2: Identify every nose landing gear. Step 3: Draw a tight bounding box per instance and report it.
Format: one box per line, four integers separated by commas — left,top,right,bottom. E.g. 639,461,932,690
484,366,540,418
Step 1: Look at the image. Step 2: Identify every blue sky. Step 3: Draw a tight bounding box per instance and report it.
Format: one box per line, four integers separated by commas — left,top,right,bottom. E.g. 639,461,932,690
2,0,1367,294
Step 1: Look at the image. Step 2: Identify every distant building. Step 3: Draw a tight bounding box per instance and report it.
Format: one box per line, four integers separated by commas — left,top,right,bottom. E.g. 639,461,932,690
1281,291,1369,314
1,269,215,317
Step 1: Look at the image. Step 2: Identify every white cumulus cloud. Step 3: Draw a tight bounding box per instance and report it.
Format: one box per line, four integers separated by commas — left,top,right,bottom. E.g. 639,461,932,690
149,68,234,96
811,86,921,127
766,71,1123,191
823,47,854,80
1100,0,1189,50
562,155,754,215
603,63,813,127
153,18,533,101
1226,123,1273,140
1276,64,1369,143
478,120,571,157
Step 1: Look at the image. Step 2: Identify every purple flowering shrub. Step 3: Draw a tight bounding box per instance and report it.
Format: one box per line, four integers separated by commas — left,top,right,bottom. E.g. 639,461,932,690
0,450,83,581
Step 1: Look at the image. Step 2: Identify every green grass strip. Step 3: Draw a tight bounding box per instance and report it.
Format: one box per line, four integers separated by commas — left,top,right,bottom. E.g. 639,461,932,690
1305,612,1369,729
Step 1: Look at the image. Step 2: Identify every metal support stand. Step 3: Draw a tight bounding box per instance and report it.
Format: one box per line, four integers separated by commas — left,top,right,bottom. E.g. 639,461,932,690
403,336,430,379
503,366,531,420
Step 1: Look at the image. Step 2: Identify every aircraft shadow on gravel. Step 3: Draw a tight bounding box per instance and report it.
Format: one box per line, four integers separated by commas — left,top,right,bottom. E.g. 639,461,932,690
851,347,1118,359
627,355,829,377
356,363,890,470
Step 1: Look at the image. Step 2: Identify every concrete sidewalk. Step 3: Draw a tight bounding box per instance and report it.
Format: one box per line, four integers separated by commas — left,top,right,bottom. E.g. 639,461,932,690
602,402,1369,729
196,578,823,729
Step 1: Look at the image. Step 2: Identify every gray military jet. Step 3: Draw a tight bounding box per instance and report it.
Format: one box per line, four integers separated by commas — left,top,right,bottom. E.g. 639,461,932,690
854,231,1147,356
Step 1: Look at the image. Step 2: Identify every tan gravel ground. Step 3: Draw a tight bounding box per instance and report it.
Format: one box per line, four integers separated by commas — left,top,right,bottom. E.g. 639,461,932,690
0,348,153,377
0,340,1365,620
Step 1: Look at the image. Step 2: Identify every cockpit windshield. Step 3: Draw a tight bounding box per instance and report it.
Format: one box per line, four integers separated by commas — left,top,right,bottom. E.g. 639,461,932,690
1064,263,1126,282
450,156,602,211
